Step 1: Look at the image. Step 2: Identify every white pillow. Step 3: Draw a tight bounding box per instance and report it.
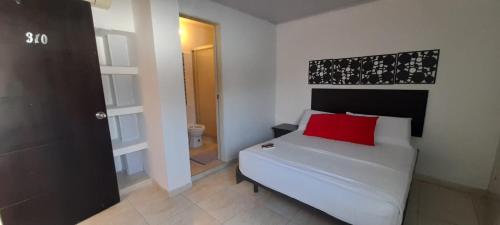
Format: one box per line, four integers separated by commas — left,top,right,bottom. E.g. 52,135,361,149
297,109,333,130
347,112,412,147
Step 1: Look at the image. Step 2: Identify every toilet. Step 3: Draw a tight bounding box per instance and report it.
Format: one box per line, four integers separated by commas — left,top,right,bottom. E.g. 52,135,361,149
188,124,205,148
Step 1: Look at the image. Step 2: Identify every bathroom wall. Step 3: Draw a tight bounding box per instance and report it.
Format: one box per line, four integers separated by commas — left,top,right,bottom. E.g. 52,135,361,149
179,18,215,126
180,18,215,53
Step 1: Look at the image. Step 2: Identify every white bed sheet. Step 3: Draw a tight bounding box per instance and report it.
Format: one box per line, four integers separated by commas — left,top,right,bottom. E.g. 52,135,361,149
239,131,417,225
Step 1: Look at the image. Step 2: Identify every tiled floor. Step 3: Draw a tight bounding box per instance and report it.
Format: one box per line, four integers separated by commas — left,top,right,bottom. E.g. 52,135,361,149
80,164,500,225
190,136,223,176
404,181,500,225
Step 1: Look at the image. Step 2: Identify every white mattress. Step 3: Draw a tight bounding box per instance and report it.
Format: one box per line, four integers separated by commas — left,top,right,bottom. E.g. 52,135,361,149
239,131,417,225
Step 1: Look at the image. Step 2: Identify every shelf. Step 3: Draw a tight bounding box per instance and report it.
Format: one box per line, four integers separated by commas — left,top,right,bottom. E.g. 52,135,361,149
97,30,148,183
107,106,143,117
100,66,138,75
112,139,148,157
117,171,152,196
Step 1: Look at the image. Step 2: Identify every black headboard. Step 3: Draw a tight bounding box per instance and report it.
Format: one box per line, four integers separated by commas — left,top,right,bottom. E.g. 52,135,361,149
311,89,429,137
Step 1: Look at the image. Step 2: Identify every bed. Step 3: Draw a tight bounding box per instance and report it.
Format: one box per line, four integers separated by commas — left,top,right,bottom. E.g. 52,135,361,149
237,89,428,225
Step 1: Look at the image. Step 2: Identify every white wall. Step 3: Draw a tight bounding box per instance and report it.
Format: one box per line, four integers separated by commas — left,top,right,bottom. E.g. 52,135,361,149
179,0,277,161
183,53,196,125
92,0,135,32
180,18,215,53
275,0,500,189
130,0,170,189
145,0,192,191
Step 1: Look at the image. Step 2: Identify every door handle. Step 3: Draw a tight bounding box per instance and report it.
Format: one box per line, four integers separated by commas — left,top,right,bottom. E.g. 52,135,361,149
95,111,107,120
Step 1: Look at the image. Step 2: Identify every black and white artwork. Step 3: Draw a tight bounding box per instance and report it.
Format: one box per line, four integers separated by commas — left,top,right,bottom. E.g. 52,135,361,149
395,49,440,84
332,58,361,85
308,59,333,84
360,54,397,85
307,49,440,85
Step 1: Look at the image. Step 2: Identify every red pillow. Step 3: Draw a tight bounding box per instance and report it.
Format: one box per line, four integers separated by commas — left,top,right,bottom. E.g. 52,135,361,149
303,114,338,140
303,114,378,146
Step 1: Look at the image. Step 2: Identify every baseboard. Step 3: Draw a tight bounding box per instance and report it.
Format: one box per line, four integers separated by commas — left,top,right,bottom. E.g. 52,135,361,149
414,174,487,196
166,182,193,197
123,179,192,198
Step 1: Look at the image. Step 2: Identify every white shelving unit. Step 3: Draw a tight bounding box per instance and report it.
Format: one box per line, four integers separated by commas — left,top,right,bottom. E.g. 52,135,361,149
100,66,138,75
95,28,150,191
112,139,148,157
107,106,144,117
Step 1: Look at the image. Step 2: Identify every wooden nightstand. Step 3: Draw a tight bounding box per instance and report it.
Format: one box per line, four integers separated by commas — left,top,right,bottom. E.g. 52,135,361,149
272,123,299,138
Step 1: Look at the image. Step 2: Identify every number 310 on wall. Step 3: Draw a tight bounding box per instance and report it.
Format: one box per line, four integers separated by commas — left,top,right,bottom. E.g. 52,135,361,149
26,32,48,45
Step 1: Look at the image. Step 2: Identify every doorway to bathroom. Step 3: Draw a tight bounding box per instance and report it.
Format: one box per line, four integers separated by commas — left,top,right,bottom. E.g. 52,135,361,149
179,16,223,176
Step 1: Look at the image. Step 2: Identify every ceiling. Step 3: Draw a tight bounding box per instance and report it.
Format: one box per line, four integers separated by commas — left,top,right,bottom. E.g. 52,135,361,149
211,0,372,24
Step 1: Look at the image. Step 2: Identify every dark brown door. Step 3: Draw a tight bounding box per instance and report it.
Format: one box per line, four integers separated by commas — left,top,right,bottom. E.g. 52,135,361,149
0,0,119,224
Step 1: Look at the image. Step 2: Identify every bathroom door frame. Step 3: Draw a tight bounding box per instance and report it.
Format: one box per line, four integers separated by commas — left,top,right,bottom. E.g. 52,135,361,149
180,15,224,162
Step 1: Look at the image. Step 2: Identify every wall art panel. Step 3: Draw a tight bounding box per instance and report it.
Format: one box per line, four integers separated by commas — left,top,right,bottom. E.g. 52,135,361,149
308,59,333,84
396,49,440,84
332,57,361,85
307,49,439,85
360,54,397,84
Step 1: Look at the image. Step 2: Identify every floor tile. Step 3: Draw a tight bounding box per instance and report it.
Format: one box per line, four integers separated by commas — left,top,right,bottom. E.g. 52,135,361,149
151,203,221,225
419,181,478,225
223,205,289,225
258,192,302,220
403,181,421,225
196,185,258,222
472,195,500,225
418,216,456,225
183,169,236,204
78,201,147,225
403,210,419,225
288,206,346,225
123,182,167,206
135,194,194,225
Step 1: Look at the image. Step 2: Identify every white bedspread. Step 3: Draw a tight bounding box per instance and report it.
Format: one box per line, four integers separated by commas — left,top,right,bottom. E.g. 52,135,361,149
239,131,417,225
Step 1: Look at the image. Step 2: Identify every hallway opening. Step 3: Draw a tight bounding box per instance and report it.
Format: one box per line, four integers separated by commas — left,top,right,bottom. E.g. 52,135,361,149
179,16,222,176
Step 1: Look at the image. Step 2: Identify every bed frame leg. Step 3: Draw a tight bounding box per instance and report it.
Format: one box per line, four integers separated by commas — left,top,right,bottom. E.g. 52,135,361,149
236,166,243,183
236,164,259,193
